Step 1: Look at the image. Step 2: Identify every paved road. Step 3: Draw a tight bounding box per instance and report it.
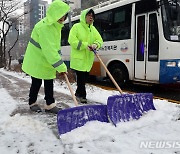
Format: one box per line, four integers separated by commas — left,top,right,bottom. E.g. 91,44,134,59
126,83,180,103
88,79,180,104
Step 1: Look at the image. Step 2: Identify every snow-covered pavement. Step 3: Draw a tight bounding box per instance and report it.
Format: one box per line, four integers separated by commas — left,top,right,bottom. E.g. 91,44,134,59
0,68,180,154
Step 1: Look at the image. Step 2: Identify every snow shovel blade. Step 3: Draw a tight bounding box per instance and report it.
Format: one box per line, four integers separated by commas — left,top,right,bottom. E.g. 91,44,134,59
134,93,156,112
57,104,109,135
107,93,155,126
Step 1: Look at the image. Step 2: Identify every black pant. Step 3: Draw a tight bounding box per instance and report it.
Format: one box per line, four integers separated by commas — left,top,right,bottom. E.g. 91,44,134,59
29,77,55,106
75,70,89,99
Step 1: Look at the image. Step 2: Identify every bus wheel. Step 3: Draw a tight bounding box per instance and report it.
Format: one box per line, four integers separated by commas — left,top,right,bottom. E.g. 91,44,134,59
109,63,129,87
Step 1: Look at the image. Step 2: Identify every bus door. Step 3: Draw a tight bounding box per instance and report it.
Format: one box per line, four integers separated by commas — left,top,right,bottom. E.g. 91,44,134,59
135,12,159,81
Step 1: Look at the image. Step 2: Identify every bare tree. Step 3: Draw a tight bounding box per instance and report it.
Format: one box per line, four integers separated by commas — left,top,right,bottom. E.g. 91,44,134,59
81,0,107,9
6,18,19,70
0,0,28,69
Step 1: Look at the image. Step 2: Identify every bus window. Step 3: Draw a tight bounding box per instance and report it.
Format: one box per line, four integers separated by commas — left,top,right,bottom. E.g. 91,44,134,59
61,20,80,46
95,11,113,41
94,4,132,41
161,0,180,41
61,23,70,46
135,0,158,14
72,19,80,25
148,13,159,62
113,5,132,40
137,16,145,61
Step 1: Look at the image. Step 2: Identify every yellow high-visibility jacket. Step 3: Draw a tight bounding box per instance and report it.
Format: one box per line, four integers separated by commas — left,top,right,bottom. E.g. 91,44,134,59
68,9,103,72
22,0,70,79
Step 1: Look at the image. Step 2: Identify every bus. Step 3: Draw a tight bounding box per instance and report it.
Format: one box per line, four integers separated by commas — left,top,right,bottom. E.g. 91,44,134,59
61,0,180,86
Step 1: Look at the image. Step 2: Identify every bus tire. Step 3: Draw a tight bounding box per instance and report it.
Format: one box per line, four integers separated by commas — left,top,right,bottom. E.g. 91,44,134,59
108,63,129,87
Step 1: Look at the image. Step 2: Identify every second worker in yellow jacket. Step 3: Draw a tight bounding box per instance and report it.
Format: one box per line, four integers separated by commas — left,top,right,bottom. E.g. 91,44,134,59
68,9,103,103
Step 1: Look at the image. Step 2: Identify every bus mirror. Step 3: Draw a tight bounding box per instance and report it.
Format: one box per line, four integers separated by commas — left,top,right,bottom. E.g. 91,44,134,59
169,5,178,20
158,0,179,20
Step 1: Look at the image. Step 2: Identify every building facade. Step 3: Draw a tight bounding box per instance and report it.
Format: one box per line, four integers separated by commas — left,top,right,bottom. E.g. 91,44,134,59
24,0,48,31
52,0,81,9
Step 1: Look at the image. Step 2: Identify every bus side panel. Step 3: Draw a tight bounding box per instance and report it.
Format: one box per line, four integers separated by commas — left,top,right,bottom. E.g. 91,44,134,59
90,61,101,76
160,59,180,84
97,40,134,80
157,9,180,84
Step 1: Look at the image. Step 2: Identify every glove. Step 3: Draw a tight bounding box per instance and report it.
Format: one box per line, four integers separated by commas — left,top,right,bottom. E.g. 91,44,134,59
59,72,68,75
91,44,98,50
56,72,68,79
87,45,92,51
87,44,98,51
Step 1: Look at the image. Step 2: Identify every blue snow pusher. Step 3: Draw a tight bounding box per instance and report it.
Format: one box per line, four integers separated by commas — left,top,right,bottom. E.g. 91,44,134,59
57,52,156,135
57,74,109,135
92,49,156,125
57,105,109,135
107,93,156,126
57,93,155,135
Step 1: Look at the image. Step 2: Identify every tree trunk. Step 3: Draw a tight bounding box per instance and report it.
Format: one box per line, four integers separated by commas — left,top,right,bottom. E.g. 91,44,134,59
0,45,4,68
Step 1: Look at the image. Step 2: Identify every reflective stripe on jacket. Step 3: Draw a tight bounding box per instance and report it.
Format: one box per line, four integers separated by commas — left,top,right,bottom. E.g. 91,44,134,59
68,9,103,72
22,0,70,79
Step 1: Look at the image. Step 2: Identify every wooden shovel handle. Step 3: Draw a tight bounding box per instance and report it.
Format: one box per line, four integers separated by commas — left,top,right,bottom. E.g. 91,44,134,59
64,73,78,106
93,50,123,94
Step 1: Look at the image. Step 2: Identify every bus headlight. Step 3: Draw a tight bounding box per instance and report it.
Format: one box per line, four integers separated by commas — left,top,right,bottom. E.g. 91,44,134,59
166,61,176,67
178,61,180,68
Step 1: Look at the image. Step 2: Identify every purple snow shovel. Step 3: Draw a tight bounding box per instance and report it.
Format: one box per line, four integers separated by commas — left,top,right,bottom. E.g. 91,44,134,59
92,49,156,126
57,74,109,135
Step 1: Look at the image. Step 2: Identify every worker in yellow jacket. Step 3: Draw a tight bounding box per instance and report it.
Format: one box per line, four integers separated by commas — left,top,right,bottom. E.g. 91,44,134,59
68,9,103,103
22,0,70,113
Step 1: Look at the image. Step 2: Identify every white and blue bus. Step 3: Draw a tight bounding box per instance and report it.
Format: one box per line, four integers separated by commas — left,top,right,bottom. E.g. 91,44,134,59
61,0,180,86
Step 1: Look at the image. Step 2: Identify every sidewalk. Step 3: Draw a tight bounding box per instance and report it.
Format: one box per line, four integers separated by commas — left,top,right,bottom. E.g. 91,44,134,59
0,71,72,138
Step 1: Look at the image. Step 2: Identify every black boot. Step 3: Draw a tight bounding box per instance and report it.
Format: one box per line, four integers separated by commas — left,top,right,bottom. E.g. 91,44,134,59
75,93,87,104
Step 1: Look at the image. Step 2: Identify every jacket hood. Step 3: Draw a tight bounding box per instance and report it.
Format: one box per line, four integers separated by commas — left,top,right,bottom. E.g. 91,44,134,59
80,9,95,25
45,0,70,25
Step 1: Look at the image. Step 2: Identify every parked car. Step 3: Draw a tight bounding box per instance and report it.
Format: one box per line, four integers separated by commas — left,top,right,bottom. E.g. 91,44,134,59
18,55,24,64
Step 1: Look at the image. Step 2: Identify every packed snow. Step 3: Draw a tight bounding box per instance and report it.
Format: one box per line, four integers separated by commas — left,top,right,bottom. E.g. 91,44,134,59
0,68,180,154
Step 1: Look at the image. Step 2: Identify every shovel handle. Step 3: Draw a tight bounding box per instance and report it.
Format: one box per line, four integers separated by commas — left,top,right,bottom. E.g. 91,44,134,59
93,49,123,94
64,73,78,106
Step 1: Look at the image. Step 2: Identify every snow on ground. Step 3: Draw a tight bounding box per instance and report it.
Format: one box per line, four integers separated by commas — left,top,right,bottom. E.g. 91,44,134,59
0,68,180,154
